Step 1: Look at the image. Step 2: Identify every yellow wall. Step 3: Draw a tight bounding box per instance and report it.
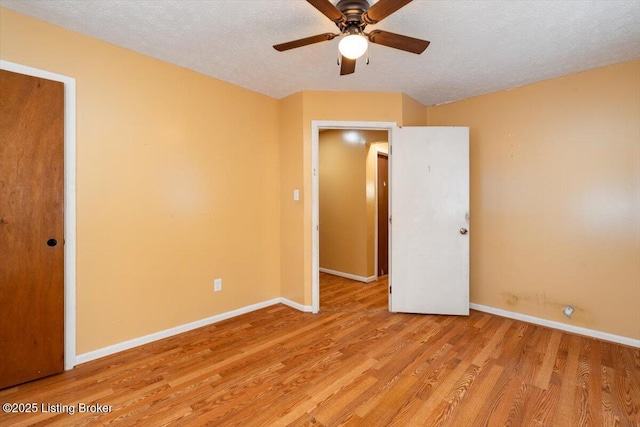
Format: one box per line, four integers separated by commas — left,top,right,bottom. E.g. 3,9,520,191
319,130,387,278
281,91,406,305
279,92,305,303
0,9,282,353
428,60,640,340
402,93,429,126
280,92,424,305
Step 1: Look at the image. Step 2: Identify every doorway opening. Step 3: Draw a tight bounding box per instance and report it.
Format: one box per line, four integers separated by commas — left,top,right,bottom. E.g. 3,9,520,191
311,121,396,313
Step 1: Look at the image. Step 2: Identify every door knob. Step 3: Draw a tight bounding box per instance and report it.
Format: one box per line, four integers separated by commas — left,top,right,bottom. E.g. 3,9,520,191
47,239,57,247
459,228,468,235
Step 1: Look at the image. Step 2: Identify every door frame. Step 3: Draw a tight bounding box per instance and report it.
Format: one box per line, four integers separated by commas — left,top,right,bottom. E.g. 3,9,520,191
375,150,389,280
311,121,396,313
1,60,77,370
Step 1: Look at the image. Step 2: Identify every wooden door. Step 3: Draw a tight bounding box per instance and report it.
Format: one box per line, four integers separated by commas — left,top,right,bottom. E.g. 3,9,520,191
390,127,469,315
377,153,389,276
0,69,65,389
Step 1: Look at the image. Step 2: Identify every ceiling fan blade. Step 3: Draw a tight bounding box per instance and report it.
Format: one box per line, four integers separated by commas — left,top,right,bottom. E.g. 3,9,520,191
340,56,356,75
363,0,413,24
273,33,337,52
307,0,346,23
368,30,430,54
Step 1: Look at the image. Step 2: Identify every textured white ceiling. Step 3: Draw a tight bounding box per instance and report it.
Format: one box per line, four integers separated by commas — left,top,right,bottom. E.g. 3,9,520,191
1,0,639,105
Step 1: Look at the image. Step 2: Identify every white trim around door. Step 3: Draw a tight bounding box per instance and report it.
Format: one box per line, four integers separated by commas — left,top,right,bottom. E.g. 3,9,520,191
311,121,397,313
374,149,389,279
1,60,77,370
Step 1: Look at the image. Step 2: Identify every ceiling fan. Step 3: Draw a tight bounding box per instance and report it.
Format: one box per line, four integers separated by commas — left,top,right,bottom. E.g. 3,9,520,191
273,0,430,76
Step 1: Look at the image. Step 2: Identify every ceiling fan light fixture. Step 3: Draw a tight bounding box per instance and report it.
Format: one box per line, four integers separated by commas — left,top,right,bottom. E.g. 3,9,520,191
274,0,430,75
338,33,368,59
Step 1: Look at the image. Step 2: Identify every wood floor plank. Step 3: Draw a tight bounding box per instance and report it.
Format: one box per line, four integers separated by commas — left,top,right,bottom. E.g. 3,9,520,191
426,363,482,426
503,380,531,427
446,362,504,426
556,334,582,426
586,339,604,425
471,318,512,367
521,381,560,426
467,365,516,426
406,359,471,424
533,329,562,390
365,346,460,424
1,271,638,426
354,374,419,426
313,376,378,425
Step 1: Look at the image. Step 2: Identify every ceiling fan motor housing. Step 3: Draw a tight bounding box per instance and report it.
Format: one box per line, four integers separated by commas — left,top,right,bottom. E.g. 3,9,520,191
336,0,371,29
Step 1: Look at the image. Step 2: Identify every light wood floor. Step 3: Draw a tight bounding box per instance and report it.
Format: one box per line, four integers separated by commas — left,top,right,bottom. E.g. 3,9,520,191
1,273,639,426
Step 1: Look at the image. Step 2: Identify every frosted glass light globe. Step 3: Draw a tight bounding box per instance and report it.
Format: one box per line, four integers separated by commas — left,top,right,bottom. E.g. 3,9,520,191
339,34,368,59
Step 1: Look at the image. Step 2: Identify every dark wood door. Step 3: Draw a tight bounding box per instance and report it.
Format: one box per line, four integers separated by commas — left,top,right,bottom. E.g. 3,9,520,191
377,153,389,276
0,69,65,389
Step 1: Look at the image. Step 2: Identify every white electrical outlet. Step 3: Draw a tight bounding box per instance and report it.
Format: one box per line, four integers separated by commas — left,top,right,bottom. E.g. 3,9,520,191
563,305,574,318
214,278,222,292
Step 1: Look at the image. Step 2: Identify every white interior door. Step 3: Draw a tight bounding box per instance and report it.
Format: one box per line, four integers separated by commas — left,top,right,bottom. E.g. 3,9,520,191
390,126,469,315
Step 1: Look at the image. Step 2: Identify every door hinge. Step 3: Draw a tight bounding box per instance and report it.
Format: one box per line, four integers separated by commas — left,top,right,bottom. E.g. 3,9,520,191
389,216,392,224
389,286,392,294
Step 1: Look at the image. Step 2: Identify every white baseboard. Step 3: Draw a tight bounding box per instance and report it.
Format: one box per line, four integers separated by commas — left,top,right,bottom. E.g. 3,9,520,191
280,297,314,312
76,297,312,365
319,267,377,283
78,298,638,366
470,303,640,348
